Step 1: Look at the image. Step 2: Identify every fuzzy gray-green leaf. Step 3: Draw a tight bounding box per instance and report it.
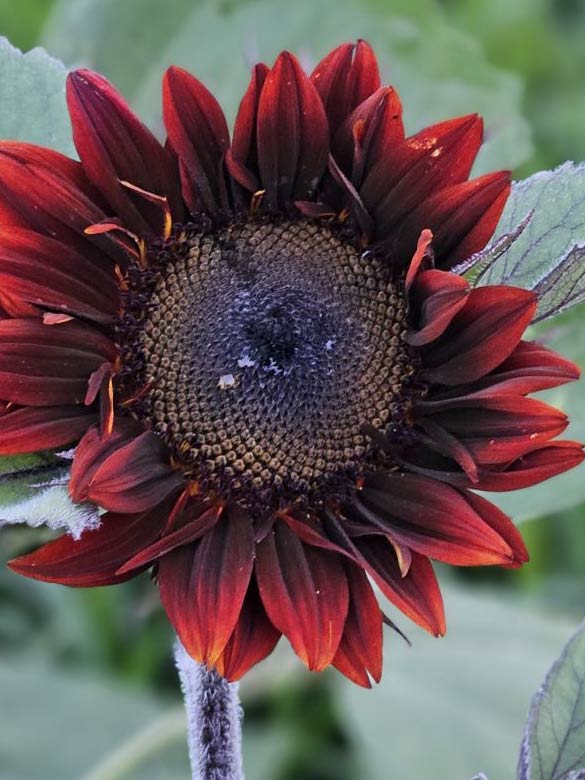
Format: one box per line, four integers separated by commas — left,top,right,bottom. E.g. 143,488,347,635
0,35,73,154
477,162,585,322
519,620,585,780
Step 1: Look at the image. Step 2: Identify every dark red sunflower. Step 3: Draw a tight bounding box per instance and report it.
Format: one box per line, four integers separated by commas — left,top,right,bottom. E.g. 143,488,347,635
2,41,583,686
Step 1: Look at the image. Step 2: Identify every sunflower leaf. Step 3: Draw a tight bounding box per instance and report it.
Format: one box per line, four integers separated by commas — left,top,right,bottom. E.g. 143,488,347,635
0,35,74,154
41,0,531,173
337,586,574,780
475,162,585,322
518,619,585,780
0,453,98,539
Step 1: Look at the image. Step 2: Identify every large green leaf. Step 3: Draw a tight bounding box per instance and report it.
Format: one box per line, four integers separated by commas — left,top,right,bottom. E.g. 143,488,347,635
337,586,574,780
0,35,73,155
475,163,585,322
42,0,531,173
0,653,292,780
519,620,585,780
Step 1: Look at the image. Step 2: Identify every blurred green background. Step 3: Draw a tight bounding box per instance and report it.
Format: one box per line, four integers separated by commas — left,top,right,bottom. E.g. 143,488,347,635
1,1,585,778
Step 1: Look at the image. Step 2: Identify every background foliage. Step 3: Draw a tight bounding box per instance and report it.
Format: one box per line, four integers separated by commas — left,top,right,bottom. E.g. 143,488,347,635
1,0,585,778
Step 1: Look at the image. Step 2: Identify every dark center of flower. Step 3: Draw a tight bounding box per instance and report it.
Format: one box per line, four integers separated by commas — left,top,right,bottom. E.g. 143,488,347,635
117,219,418,510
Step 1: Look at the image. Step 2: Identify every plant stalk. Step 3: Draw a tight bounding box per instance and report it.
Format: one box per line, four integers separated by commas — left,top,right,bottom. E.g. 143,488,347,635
174,640,244,780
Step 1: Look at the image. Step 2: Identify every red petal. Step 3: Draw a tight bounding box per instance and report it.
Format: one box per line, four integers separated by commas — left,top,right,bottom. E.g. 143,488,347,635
474,441,585,491
257,52,329,208
461,490,528,566
69,423,184,513
356,538,445,636
407,268,470,346
0,143,128,268
396,172,511,270
423,286,537,385
332,86,404,188
360,473,522,566
0,229,119,324
215,582,281,681
256,521,349,671
425,396,568,464
162,66,230,215
420,340,580,409
362,114,483,238
311,40,381,138
158,505,255,665
67,70,182,236
227,63,270,194
332,564,383,687
0,321,115,406
8,506,168,586
117,502,223,574
0,405,96,455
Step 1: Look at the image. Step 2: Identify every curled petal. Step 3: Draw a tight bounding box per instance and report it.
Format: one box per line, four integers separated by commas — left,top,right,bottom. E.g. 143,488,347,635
423,286,537,385
406,269,470,346
256,521,349,671
69,423,184,513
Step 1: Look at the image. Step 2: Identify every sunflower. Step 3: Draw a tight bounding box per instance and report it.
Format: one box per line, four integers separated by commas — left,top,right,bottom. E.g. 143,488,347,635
2,41,582,687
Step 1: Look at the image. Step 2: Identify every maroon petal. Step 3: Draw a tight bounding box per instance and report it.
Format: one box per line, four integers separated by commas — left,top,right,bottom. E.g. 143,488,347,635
423,286,537,385
227,63,270,194
69,423,184,513
158,505,255,665
332,86,404,189
332,564,383,687
162,66,230,215
215,582,281,681
420,341,580,409
359,472,523,566
256,521,349,671
406,268,470,346
0,229,119,324
311,40,381,138
0,405,96,455
67,70,182,236
424,396,568,464
474,441,585,491
8,505,168,586
362,114,483,239
0,143,128,268
117,502,223,574
355,538,445,636
0,320,116,406
396,172,511,270
257,52,329,209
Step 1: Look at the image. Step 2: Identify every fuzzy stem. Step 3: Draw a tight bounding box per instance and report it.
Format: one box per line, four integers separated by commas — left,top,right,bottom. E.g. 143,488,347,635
174,641,244,780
